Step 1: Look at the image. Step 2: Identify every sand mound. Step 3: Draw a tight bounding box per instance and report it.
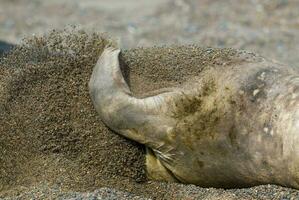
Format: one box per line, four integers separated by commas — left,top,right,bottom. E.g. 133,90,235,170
1,29,298,199
0,29,146,194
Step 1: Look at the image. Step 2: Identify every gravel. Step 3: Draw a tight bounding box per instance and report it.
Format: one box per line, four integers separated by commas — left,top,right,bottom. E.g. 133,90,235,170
2,184,148,200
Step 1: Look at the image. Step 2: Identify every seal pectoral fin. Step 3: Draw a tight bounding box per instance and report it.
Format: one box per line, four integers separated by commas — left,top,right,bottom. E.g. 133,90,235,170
89,46,175,147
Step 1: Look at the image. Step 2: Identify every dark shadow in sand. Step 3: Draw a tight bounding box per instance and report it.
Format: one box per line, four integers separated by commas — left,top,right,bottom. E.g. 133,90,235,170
0,41,14,56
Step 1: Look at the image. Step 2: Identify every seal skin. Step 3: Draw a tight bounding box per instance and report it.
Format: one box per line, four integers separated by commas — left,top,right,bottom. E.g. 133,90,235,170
89,46,299,189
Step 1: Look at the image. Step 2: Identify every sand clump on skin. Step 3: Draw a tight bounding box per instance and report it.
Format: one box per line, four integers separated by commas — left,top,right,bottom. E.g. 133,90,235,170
0,29,299,199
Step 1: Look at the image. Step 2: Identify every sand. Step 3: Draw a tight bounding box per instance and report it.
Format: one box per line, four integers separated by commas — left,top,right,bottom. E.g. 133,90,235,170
1,29,299,200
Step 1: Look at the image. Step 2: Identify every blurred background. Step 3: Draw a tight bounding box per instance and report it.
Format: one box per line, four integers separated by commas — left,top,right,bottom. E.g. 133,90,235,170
0,0,299,66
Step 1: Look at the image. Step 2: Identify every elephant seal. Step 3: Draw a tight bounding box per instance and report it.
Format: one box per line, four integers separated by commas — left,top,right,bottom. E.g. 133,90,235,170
89,46,299,189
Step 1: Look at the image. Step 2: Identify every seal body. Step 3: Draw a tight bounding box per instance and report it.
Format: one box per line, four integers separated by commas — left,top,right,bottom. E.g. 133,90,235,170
89,46,299,188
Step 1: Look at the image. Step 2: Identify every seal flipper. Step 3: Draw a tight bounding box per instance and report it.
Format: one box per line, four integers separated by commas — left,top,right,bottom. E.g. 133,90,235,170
89,46,176,148
146,147,179,182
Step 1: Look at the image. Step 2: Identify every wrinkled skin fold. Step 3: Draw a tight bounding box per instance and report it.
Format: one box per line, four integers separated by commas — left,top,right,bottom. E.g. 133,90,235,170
89,46,299,189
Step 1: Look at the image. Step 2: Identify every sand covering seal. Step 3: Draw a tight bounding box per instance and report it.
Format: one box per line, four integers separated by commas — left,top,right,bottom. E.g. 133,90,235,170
1,29,298,199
